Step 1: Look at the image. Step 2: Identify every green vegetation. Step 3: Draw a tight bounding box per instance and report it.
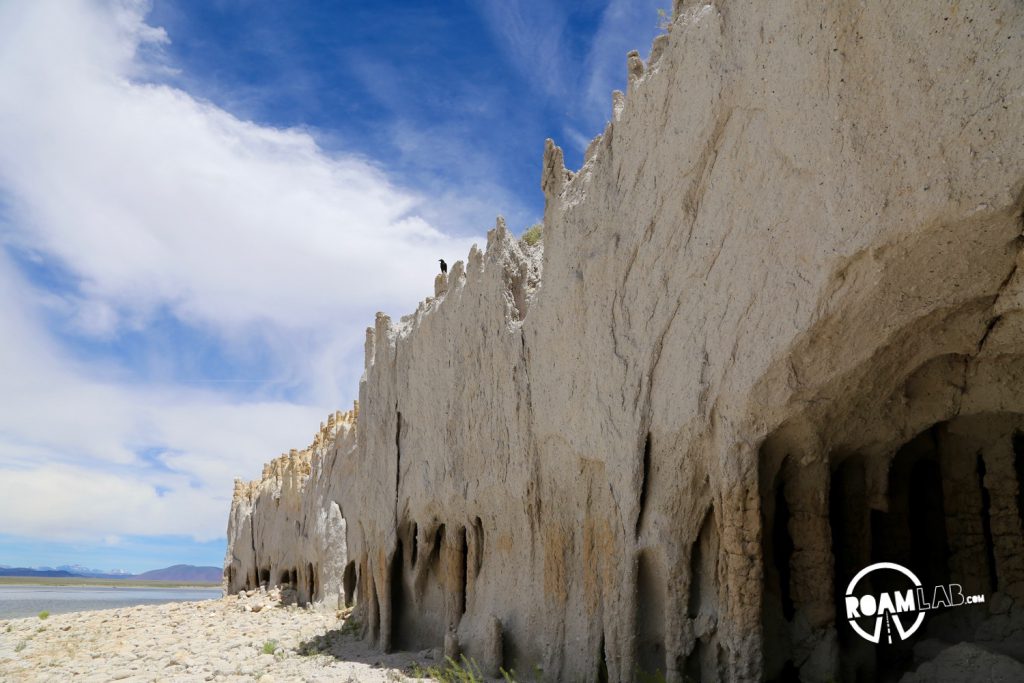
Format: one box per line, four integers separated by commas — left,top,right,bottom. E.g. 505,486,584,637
501,663,546,682
339,615,361,636
14,640,27,652
409,655,487,682
636,667,668,683
37,611,49,620
521,223,543,247
261,640,278,655
0,576,219,589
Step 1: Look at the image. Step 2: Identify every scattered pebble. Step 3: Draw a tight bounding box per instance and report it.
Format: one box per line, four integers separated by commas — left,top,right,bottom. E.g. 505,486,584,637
0,589,428,682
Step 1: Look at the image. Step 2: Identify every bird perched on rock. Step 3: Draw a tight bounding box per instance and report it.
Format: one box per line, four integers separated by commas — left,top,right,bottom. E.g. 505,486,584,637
439,259,447,274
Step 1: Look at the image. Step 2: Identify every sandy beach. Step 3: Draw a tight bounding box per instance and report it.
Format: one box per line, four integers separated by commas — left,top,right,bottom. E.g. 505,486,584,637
0,587,433,682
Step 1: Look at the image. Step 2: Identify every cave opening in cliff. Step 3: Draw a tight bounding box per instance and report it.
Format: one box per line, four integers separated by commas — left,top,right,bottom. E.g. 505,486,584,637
307,563,315,602
433,524,445,558
976,453,999,594
389,540,409,650
343,561,356,607
851,429,950,679
472,516,484,574
596,635,609,683
259,567,270,587
761,453,796,668
830,454,872,680
826,416,1024,682
1015,432,1024,524
760,452,797,680
685,506,722,682
458,526,468,615
635,548,666,678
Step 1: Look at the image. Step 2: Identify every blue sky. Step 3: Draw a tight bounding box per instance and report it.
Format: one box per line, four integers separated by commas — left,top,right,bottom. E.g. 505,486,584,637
0,0,663,573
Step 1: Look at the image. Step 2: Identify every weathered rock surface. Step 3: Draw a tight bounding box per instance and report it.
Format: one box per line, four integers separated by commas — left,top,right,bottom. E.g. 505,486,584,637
225,409,357,610
225,2,1024,681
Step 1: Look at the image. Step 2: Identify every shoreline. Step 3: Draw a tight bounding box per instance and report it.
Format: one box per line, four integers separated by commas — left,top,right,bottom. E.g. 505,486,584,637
0,577,221,590
0,587,430,682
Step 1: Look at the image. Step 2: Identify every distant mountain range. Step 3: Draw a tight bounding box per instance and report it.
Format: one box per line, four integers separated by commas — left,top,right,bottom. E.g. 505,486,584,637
0,564,221,582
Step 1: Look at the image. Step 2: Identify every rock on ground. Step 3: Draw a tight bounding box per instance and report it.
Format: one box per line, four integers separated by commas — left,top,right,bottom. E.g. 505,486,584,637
900,642,1024,683
0,589,435,682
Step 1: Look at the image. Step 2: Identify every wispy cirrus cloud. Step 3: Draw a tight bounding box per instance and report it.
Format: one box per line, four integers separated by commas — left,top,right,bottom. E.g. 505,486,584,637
472,0,665,156
471,0,572,98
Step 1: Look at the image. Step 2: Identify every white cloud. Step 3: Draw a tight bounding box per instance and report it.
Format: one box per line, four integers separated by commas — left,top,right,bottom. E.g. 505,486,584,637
0,0,477,335
0,0,486,545
0,249,327,541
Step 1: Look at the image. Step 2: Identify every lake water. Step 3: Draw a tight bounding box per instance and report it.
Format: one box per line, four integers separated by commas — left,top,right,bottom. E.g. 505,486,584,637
0,585,222,619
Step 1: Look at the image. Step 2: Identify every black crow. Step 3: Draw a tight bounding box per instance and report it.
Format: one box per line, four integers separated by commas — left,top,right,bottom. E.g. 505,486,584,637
439,259,447,274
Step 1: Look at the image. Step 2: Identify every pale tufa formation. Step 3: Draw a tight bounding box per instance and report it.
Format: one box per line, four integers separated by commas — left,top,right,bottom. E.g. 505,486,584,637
225,2,1024,681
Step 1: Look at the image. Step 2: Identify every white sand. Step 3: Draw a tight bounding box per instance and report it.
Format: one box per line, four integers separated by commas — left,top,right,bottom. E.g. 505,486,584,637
0,588,438,682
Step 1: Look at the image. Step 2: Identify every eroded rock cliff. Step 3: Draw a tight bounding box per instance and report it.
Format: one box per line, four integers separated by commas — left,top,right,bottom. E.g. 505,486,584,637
225,2,1024,681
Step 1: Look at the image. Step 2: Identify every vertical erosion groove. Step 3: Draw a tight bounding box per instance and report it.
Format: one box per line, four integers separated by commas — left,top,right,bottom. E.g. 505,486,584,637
390,540,406,651
473,516,485,574
395,411,402,514
343,561,356,607
597,635,609,683
1013,433,1024,530
773,481,795,622
459,527,469,615
636,433,652,537
977,453,999,593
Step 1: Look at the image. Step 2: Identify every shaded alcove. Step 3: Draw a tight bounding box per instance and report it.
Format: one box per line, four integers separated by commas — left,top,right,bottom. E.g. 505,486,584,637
762,412,1024,682
389,540,409,651
368,521,455,653
847,429,953,681
635,549,666,677
829,455,875,682
685,506,722,683
343,561,356,607
458,526,469,615
1014,433,1024,526
761,456,798,681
